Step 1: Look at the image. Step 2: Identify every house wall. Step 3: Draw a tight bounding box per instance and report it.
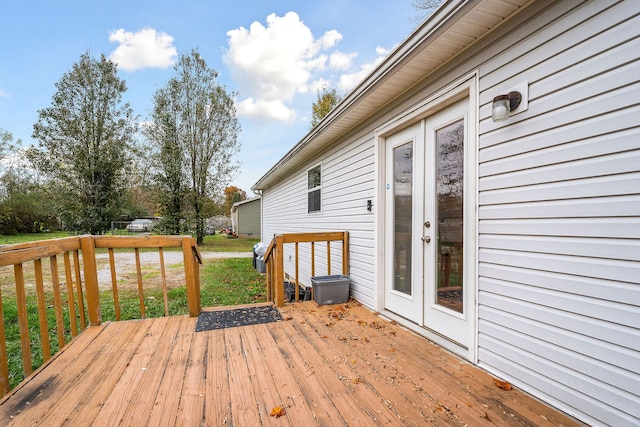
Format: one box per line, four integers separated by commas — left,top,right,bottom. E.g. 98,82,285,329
236,199,261,237
261,132,377,307
473,2,639,425
260,0,639,425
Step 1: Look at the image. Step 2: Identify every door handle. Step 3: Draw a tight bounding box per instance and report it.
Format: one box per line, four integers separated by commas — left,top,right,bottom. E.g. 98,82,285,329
421,236,431,243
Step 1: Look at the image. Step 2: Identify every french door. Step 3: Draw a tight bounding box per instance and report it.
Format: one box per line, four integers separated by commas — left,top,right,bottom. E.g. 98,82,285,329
384,98,474,351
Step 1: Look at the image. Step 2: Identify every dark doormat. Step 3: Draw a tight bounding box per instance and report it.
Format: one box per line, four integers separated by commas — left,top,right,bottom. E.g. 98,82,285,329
195,305,284,332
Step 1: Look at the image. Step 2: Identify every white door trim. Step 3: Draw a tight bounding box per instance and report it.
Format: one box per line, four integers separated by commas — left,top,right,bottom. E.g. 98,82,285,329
374,72,479,362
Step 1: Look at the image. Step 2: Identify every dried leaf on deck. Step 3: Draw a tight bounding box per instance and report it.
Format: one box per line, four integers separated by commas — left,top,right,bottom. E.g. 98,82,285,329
493,378,512,390
270,406,286,417
370,321,384,329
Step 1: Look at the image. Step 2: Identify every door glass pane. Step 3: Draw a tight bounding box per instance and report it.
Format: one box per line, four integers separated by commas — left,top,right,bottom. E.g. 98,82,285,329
436,119,464,312
393,142,413,295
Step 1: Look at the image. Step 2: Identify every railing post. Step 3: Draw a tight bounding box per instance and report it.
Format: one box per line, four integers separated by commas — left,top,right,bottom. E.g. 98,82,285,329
80,235,101,326
0,285,8,397
183,237,201,317
274,235,285,307
265,255,272,302
342,231,350,275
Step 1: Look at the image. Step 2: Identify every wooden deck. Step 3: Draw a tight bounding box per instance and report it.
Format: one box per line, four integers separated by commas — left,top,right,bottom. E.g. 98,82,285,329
0,301,581,426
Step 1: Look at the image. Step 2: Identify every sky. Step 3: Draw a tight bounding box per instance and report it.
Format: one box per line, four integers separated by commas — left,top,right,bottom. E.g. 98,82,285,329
0,1,423,196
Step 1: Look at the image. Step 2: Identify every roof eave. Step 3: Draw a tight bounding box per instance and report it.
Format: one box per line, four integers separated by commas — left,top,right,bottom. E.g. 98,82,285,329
252,0,529,191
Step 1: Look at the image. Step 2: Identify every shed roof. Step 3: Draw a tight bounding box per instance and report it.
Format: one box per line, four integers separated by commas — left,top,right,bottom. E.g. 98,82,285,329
231,196,261,213
252,0,529,191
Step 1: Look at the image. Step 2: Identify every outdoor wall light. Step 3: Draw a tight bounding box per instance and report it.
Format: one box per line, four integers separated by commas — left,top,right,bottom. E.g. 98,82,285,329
492,91,522,122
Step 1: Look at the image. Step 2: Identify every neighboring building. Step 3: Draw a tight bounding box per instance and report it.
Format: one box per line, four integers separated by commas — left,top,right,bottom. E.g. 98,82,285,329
231,197,261,237
252,1,640,425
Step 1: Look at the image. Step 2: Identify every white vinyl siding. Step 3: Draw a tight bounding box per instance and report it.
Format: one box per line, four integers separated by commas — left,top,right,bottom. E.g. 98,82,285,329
475,1,640,425
261,134,377,307
259,1,639,425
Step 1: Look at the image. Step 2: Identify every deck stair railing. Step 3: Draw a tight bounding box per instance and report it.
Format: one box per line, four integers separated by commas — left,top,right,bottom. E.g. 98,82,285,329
0,234,202,397
264,231,349,307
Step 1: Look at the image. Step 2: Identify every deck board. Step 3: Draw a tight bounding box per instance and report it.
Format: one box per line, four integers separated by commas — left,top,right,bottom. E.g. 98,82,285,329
0,301,584,426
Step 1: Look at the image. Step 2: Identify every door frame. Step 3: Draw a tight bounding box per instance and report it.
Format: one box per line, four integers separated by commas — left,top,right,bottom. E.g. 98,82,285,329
374,73,479,362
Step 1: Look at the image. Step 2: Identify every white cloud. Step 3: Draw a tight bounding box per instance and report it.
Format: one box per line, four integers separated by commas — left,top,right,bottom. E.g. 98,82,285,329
0,89,10,98
337,50,390,93
329,51,356,70
376,45,392,56
224,12,397,123
310,78,331,93
225,12,350,122
108,27,177,71
235,98,296,123
317,29,342,49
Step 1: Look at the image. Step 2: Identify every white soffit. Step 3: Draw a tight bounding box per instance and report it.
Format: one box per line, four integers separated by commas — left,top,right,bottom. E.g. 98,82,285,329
253,0,529,190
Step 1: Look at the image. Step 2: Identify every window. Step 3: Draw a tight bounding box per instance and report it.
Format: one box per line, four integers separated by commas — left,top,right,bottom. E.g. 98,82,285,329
307,165,321,212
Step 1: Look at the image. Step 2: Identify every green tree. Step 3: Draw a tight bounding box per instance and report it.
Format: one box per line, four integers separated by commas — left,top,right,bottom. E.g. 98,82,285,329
0,128,18,159
0,131,56,234
0,169,57,234
148,49,241,244
146,95,185,235
30,51,136,234
310,85,342,128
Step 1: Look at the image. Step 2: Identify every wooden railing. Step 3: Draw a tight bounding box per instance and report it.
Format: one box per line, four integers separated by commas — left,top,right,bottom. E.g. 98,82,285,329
0,234,202,397
264,231,349,306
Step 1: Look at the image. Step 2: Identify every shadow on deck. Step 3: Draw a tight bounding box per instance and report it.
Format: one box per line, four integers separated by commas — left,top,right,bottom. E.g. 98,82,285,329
0,301,581,426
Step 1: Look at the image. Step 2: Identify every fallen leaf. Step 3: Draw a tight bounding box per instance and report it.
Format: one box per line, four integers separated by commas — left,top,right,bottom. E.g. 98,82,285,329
284,316,293,321
270,406,286,418
352,377,363,384
370,321,383,329
493,379,512,390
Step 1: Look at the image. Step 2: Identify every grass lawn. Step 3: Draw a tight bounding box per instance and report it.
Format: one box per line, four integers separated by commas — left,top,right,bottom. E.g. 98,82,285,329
0,231,266,390
0,231,71,245
0,231,260,252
